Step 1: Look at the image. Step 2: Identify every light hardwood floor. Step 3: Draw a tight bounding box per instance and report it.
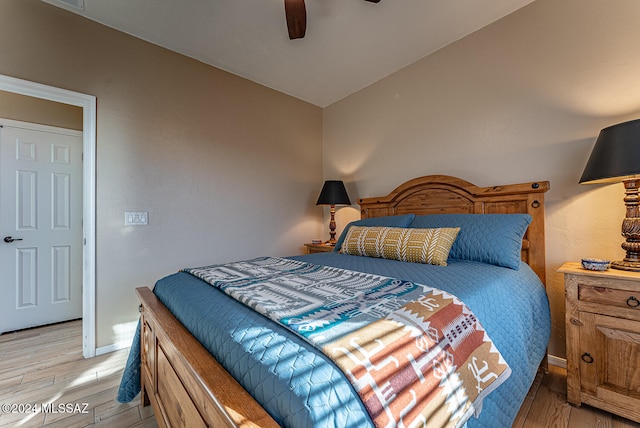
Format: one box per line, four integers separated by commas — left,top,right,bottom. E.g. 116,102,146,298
0,320,156,427
1,320,639,428
514,365,640,428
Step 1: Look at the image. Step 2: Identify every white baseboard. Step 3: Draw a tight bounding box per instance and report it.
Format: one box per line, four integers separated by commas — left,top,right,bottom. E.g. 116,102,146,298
95,340,130,356
94,321,138,356
547,354,566,368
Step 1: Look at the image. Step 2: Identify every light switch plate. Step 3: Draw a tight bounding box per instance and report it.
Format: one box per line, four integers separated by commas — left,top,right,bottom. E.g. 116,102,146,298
125,211,148,226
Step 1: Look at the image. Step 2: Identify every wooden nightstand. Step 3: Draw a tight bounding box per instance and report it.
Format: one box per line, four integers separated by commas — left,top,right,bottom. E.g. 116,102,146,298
559,262,640,423
304,243,334,254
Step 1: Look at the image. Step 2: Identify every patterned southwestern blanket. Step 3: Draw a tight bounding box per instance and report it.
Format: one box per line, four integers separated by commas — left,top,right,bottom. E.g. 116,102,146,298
185,257,511,428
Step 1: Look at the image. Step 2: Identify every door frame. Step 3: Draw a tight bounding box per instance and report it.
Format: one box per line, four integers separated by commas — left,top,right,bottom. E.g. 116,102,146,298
0,74,97,358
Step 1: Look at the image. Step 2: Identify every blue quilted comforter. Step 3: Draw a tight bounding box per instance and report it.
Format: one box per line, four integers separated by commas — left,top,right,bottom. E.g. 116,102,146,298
117,253,550,427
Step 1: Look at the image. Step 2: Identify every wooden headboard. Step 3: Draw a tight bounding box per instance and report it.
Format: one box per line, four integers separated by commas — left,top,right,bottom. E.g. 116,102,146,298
358,175,550,285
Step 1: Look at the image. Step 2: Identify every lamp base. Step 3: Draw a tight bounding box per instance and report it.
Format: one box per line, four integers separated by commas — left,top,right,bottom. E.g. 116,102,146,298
611,260,640,272
615,179,640,272
326,204,337,246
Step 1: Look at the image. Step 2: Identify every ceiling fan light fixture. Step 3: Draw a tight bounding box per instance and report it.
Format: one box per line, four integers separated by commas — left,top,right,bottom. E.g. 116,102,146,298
283,0,381,40
284,0,306,40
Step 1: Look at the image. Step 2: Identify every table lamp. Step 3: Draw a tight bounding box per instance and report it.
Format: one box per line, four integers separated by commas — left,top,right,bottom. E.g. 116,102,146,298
316,180,351,245
580,118,640,271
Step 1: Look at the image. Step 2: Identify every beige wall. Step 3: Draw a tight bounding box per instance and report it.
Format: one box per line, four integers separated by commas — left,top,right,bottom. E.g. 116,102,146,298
0,90,83,130
0,0,323,348
324,0,640,359
3,0,638,359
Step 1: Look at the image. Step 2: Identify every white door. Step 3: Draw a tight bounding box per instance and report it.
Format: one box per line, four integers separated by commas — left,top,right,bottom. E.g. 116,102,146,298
0,119,83,333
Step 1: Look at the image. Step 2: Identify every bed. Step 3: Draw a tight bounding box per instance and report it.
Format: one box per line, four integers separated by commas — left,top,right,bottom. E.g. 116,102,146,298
117,174,551,428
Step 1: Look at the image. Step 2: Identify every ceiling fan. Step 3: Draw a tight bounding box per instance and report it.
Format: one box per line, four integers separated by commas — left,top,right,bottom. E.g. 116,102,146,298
284,0,381,40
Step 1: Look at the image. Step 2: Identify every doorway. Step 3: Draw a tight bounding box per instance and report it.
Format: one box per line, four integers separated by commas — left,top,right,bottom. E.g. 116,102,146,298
0,74,97,358
0,120,83,332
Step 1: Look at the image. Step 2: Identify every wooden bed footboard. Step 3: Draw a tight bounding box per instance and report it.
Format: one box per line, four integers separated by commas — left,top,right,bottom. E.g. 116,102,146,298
136,286,279,428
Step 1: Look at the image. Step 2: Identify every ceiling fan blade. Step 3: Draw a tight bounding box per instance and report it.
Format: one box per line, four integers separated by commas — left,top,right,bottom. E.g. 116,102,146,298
284,0,306,40
364,0,381,3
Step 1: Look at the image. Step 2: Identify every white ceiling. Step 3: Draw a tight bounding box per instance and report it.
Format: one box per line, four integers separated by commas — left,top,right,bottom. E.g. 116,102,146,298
44,0,534,107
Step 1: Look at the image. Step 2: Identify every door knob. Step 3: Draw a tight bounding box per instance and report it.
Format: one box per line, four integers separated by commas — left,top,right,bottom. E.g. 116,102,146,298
3,236,23,243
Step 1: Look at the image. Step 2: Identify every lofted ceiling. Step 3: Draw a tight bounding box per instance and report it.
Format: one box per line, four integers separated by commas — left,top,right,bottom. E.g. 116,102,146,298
43,0,534,107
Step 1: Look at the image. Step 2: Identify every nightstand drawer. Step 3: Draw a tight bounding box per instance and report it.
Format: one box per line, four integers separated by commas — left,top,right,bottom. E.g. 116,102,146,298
579,284,640,309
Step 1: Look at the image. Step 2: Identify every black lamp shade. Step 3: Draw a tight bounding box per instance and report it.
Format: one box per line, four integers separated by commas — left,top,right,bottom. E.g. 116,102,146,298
316,180,351,206
580,118,640,184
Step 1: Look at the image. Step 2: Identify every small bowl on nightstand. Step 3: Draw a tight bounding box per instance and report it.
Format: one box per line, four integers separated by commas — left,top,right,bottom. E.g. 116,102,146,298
581,258,611,271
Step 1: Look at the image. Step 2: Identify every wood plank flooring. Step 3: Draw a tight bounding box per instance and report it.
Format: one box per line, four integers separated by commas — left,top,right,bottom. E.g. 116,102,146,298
513,364,639,427
0,320,156,427
1,320,639,427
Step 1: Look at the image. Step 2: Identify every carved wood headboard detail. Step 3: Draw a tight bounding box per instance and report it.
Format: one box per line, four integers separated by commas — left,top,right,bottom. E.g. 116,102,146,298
358,175,550,285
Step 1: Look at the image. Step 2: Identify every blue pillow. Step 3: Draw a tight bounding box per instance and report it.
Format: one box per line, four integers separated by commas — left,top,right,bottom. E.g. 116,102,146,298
408,214,532,269
334,214,415,252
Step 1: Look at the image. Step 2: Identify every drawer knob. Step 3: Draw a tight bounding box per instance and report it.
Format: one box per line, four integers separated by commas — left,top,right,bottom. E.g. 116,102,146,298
581,353,594,364
627,296,639,308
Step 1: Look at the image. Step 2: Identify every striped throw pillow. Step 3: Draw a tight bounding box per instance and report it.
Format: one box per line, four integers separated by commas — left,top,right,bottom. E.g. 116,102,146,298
339,226,460,266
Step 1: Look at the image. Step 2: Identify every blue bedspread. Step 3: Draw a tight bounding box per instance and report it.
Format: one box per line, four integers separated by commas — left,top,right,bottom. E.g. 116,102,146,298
117,253,550,427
